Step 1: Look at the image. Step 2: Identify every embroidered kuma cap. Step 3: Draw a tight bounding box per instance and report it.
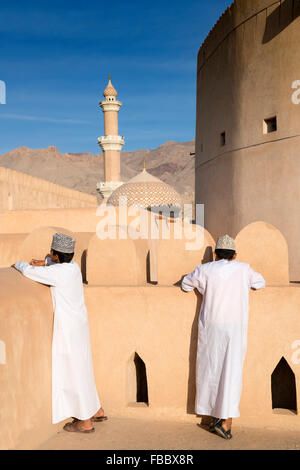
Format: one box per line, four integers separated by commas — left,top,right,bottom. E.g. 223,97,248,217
51,233,76,254
216,234,236,251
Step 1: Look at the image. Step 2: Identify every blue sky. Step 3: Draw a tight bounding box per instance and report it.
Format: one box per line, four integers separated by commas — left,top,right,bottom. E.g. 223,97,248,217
0,0,232,154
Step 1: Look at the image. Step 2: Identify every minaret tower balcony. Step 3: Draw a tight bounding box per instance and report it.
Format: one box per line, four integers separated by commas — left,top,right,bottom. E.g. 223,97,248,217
99,100,122,113
98,135,125,152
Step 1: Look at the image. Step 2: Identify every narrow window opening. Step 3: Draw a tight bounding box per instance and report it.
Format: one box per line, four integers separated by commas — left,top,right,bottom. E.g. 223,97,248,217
264,116,277,134
220,132,226,147
135,353,149,404
271,357,297,415
127,352,149,406
147,251,157,285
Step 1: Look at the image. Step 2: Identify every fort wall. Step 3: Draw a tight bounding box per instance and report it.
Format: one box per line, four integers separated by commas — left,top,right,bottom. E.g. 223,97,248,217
195,0,300,279
1,271,299,449
0,167,97,212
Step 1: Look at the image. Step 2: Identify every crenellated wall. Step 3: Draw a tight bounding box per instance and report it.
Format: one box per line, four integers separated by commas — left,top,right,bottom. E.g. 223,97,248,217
0,212,291,287
0,166,97,212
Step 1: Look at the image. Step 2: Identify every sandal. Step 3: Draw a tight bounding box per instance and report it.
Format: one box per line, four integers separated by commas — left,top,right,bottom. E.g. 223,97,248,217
209,418,222,433
71,415,108,423
214,422,232,440
92,416,108,422
63,422,95,434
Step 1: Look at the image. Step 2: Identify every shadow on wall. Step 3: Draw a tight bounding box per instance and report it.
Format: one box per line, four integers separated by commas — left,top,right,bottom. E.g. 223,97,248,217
201,246,213,264
81,250,87,284
263,0,300,44
47,250,87,284
186,290,203,414
173,247,214,287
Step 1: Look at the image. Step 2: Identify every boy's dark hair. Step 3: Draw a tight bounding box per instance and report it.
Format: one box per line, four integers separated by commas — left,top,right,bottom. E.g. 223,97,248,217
52,249,74,264
215,249,236,260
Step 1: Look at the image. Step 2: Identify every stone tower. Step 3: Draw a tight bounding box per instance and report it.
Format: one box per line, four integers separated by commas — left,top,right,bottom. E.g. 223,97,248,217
195,0,300,280
97,76,125,199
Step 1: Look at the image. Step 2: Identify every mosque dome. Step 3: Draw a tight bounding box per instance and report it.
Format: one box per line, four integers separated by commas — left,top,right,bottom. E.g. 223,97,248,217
103,77,118,98
107,168,182,217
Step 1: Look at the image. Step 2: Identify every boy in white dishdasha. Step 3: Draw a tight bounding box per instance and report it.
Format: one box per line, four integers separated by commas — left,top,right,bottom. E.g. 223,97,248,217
182,235,265,440
13,232,107,433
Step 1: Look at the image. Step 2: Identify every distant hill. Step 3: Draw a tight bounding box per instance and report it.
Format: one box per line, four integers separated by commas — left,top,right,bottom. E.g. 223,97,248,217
0,140,195,205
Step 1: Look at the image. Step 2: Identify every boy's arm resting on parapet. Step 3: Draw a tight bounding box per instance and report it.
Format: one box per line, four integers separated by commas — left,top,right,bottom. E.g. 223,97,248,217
248,265,266,290
181,265,206,295
13,261,59,287
30,256,57,266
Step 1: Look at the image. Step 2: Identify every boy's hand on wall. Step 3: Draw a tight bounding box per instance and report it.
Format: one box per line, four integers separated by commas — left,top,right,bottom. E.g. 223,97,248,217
30,259,45,266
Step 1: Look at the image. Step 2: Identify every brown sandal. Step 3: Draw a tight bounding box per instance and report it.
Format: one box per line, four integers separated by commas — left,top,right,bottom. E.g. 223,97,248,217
71,416,108,423
92,416,108,422
63,422,95,433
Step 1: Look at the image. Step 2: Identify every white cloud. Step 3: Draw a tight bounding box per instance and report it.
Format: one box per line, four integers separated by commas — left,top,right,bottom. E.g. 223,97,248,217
0,113,91,124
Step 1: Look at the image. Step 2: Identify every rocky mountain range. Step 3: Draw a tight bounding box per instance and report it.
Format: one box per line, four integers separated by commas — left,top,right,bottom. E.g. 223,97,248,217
0,140,195,205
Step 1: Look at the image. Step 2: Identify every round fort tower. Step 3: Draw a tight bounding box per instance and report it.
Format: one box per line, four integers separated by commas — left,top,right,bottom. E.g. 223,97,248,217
195,0,300,280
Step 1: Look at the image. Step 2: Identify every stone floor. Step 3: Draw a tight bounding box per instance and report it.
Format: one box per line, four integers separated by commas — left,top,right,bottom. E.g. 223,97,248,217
37,417,300,450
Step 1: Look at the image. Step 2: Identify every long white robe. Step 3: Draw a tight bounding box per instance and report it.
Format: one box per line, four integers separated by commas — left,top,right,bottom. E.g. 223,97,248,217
14,258,101,424
182,260,265,419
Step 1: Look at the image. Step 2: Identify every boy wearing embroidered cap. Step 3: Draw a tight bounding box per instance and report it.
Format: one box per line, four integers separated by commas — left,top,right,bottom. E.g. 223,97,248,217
13,233,107,433
182,234,265,440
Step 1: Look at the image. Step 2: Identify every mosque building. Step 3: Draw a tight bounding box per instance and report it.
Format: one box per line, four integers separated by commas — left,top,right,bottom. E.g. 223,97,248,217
97,76,182,218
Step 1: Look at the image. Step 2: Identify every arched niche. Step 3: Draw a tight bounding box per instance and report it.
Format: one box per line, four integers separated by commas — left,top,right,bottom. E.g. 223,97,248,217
156,227,215,286
18,226,91,280
127,352,149,406
235,221,289,285
19,226,75,263
271,357,297,415
86,231,140,286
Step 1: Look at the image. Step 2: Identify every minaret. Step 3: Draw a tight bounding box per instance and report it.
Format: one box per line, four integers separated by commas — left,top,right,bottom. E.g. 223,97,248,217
97,75,125,199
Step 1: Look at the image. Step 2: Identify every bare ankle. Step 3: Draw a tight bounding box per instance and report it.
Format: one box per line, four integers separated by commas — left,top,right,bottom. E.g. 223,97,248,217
223,419,232,431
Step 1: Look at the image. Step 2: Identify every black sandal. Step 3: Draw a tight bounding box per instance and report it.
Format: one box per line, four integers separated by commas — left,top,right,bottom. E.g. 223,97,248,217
209,418,222,433
214,421,233,440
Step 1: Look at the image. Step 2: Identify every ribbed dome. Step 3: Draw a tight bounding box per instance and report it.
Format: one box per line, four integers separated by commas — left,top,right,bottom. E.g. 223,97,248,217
107,169,182,213
103,78,117,98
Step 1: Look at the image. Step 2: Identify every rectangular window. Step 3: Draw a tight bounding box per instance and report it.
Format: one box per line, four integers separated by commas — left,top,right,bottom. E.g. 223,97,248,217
220,132,226,147
264,116,277,134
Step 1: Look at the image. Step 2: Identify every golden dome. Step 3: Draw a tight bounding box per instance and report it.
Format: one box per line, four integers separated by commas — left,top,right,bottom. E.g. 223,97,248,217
107,169,182,214
103,76,118,98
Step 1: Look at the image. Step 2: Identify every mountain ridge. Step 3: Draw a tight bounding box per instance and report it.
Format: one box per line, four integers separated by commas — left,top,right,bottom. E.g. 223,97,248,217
0,140,195,204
